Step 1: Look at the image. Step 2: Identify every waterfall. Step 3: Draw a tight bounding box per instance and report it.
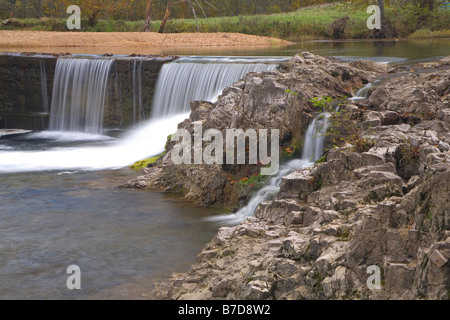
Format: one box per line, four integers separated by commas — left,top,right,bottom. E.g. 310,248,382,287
46,56,283,133
301,113,331,162
151,57,279,118
0,56,288,174
132,60,144,124
209,113,330,224
40,60,49,113
349,82,376,101
49,58,113,134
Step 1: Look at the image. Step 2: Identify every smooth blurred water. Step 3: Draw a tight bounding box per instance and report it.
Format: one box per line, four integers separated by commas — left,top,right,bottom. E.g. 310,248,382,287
0,166,222,299
0,113,188,173
7,38,449,62
49,58,113,134
0,113,225,299
152,56,285,117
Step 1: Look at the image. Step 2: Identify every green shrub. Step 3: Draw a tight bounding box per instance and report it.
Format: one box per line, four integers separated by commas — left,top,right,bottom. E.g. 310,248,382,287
410,28,450,38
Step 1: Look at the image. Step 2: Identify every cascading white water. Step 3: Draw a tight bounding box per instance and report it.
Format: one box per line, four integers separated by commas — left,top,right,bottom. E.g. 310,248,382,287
0,56,287,174
132,60,144,124
0,113,189,173
152,57,279,118
349,81,378,101
40,60,49,113
209,114,330,224
301,113,331,162
49,58,113,134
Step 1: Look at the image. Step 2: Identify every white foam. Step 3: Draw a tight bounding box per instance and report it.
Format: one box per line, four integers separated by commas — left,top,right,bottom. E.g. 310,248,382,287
26,131,114,142
0,113,188,173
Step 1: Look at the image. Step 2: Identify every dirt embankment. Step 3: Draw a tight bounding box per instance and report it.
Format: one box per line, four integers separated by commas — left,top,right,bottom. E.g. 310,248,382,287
0,31,290,52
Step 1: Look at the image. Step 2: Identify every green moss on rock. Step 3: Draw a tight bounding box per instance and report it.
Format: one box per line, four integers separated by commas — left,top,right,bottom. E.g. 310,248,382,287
130,152,165,170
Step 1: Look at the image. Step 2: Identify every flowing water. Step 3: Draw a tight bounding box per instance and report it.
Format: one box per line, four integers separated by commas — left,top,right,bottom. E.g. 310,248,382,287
0,55,288,299
0,56,287,173
0,168,222,299
1,39,447,298
0,113,189,173
152,56,285,117
39,60,49,113
132,60,144,124
209,114,330,225
49,58,113,134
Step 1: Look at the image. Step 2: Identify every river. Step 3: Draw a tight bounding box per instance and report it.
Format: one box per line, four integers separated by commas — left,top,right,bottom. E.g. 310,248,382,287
0,136,224,299
0,39,448,299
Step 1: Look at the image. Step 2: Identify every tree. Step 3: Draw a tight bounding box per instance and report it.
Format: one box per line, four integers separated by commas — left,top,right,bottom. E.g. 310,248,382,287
81,0,134,26
377,0,385,22
158,0,217,33
1,0,16,25
158,0,173,33
416,0,437,10
46,0,133,26
143,0,152,32
373,0,395,38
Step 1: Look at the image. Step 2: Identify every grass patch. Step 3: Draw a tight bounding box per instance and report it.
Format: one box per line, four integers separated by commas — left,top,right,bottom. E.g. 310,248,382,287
0,4,373,38
162,4,369,40
337,226,351,241
314,154,327,164
311,96,375,154
410,28,450,38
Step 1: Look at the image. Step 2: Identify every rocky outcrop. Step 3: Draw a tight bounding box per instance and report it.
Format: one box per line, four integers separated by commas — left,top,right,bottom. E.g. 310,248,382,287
126,53,383,208
155,56,450,300
368,70,450,117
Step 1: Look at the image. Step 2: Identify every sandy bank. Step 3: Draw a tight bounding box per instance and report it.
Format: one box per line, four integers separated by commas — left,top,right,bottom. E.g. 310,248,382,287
0,31,290,54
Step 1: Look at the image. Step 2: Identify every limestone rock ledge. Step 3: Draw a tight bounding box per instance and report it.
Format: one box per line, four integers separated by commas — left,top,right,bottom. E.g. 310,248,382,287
153,56,450,300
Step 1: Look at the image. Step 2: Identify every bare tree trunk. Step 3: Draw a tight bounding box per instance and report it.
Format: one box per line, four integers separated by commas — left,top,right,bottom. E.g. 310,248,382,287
374,0,394,38
377,0,385,22
157,0,215,34
143,0,153,32
159,0,173,33
188,0,200,32
88,10,101,27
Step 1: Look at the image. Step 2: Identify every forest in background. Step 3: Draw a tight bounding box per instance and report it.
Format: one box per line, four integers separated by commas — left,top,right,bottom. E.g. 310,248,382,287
1,0,340,20
0,0,449,39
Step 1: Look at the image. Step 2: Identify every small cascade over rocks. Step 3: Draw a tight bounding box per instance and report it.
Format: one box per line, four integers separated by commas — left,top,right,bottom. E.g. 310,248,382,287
209,113,330,224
